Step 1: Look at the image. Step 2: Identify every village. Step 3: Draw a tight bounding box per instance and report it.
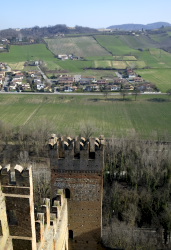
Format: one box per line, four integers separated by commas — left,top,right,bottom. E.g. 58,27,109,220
0,62,159,93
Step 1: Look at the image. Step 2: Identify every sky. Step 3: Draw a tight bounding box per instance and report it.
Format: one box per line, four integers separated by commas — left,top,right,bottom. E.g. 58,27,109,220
1,0,171,30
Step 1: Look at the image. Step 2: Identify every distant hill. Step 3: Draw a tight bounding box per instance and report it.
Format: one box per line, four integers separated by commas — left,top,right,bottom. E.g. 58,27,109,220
0,25,99,41
107,22,171,31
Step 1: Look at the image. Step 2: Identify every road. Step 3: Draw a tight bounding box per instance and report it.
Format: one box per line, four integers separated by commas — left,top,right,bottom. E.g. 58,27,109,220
0,91,166,96
37,66,52,85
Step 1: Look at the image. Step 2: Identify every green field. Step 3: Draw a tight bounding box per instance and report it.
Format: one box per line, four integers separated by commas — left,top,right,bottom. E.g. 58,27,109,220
149,33,171,45
94,35,137,55
93,60,127,69
0,44,55,62
0,94,170,140
94,35,171,69
56,60,93,72
45,36,110,57
120,34,158,49
137,68,171,92
0,44,62,70
113,56,137,61
8,62,25,70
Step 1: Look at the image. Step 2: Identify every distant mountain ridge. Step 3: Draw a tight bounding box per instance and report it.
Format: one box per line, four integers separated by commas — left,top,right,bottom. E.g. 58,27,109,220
107,22,171,31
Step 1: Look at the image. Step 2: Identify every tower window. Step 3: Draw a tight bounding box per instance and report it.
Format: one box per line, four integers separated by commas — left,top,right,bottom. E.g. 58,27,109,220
65,188,70,199
69,230,74,239
0,220,3,236
89,152,95,159
7,210,18,225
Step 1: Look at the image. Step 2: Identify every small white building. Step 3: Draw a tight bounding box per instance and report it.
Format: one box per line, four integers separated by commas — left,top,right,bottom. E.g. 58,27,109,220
37,83,45,90
58,55,69,60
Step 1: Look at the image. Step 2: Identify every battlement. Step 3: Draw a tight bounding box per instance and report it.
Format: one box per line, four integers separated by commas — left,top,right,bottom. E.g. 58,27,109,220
35,190,68,250
0,164,32,187
49,135,105,154
49,135,105,172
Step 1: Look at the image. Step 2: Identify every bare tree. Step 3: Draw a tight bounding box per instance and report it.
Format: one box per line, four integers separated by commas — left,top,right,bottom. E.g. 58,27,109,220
132,88,140,101
166,88,171,97
79,121,97,138
103,89,110,100
120,89,127,100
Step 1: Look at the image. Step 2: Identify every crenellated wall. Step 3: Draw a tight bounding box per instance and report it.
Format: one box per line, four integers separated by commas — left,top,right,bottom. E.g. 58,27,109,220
49,136,104,171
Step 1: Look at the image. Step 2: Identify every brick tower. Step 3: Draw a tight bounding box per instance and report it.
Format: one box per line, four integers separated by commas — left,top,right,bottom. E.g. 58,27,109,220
49,136,105,250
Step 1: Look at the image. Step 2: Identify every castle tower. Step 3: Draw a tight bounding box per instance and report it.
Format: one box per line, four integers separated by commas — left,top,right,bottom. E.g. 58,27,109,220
0,173,13,249
0,164,37,250
49,136,105,250
0,163,69,250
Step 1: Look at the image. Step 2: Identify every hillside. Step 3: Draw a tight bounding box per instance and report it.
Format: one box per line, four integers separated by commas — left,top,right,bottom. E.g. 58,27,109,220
45,36,110,57
0,25,99,40
108,22,171,31
1,31,171,91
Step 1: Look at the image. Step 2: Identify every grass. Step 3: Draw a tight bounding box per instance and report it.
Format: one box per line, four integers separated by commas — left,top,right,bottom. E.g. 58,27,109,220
0,44,55,62
126,60,146,68
93,60,127,69
8,62,25,70
149,33,170,43
0,44,62,71
137,68,171,92
113,56,137,61
149,49,171,68
94,35,171,69
94,60,112,68
94,35,137,55
133,49,171,69
57,60,93,72
120,34,158,49
23,66,39,71
0,93,170,140
85,56,114,60
92,60,146,70
70,70,117,78
45,36,110,57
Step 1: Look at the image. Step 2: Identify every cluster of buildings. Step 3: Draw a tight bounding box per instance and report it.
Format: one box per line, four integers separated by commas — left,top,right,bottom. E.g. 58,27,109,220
0,39,9,51
120,68,158,92
0,61,158,93
2,69,48,92
53,69,157,93
0,63,6,85
7,72,27,91
53,74,122,92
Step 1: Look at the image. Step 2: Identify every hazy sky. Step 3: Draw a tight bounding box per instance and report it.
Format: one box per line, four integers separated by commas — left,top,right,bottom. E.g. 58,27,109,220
1,0,171,30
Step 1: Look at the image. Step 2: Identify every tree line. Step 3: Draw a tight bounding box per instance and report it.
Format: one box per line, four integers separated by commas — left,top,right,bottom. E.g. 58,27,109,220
103,137,171,249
